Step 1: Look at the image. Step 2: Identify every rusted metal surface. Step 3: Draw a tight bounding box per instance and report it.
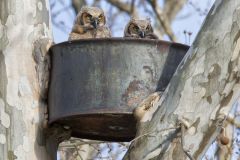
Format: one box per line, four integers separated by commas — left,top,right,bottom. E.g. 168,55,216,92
48,38,189,141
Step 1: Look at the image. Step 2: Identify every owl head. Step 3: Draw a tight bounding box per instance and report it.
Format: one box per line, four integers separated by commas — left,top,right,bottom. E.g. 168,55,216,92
124,17,154,38
76,6,106,29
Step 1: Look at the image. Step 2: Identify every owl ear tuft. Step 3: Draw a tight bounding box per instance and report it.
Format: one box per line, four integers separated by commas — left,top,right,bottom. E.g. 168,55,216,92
80,6,89,12
76,6,89,25
130,16,137,22
75,12,82,25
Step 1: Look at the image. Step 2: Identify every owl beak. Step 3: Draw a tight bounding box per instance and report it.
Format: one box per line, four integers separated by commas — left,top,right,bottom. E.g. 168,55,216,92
91,19,98,29
139,31,145,38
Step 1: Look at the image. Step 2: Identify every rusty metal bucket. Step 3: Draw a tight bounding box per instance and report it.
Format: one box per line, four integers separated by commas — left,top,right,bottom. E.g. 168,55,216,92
48,38,189,141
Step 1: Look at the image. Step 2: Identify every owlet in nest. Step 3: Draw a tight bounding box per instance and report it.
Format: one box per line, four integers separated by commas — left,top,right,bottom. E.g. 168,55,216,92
124,18,158,39
69,6,111,40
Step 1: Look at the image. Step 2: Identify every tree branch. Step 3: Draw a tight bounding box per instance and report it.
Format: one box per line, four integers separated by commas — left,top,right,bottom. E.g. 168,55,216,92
163,0,187,22
147,0,178,41
106,0,138,16
124,0,240,159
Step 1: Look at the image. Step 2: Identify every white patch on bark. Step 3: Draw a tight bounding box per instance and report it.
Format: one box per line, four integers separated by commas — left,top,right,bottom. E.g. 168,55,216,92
43,23,52,38
143,148,162,160
18,76,32,97
23,136,30,152
29,23,52,43
4,12,32,106
0,98,10,128
31,114,40,124
231,38,240,61
175,77,205,117
0,134,6,144
31,100,38,109
0,23,3,38
210,104,220,120
37,2,43,11
14,145,25,160
187,126,197,135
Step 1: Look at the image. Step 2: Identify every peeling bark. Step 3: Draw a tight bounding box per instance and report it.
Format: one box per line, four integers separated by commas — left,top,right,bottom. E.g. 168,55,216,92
0,0,52,159
124,1,240,159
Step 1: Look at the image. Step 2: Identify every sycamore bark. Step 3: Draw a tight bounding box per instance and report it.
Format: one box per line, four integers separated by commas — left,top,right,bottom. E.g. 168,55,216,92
0,0,52,159
124,1,240,159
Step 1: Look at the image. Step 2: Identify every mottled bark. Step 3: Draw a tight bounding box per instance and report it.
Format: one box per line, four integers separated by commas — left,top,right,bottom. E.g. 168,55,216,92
0,0,52,159
124,1,240,159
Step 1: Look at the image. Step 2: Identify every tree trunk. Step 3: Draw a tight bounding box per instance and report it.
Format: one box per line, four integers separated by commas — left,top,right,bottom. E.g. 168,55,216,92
124,1,240,159
0,0,52,159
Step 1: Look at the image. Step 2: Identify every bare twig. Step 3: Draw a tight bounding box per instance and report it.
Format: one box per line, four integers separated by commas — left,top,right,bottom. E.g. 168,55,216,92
188,0,209,16
147,0,177,41
130,0,136,15
106,0,138,16
163,0,187,22
130,127,178,143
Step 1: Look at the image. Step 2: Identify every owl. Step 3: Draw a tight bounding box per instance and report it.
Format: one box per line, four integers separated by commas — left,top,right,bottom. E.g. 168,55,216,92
69,6,111,40
124,18,158,39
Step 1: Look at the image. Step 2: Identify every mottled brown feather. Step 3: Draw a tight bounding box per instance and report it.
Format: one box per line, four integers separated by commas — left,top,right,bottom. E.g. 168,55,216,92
124,18,158,39
69,6,111,40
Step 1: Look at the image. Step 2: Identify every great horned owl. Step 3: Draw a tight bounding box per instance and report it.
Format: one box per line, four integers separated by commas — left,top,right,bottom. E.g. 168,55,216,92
69,6,111,40
124,18,158,39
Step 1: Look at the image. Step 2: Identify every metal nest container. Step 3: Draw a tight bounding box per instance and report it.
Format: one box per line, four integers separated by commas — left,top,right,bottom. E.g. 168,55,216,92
48,38,189,142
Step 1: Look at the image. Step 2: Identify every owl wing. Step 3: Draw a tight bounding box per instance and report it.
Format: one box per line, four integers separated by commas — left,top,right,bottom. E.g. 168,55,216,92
69,25,111,39
69,32,82,40
124,31,140,38
96,26,111,38
69,24,96,40
124,34,140,38
104,26,112,38
145,33,158,40
71,24,86,34
68,24,87,40
69,32,94,40
124,31,131,38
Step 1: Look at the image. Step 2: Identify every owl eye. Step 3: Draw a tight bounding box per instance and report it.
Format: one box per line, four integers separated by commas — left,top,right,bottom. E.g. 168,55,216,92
87,14,92,20
98,15,103,20
133,26,139,31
